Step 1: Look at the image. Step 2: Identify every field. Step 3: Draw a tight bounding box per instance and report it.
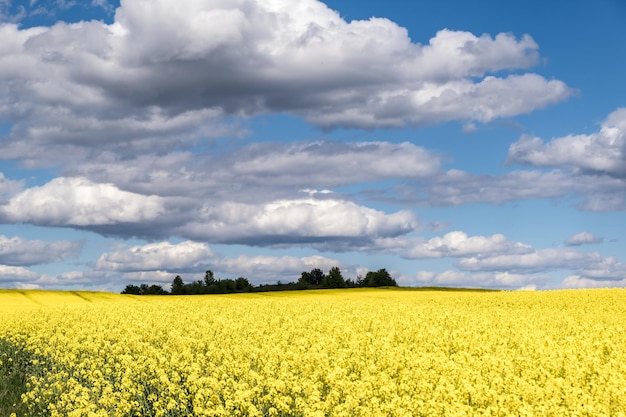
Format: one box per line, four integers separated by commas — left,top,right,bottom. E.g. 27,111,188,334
1,288,625,416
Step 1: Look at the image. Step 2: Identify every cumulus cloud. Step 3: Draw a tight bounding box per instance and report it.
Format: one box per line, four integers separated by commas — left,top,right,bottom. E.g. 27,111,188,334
507,108,626,177
394,236,626,289
210,254,341,284
0,176,165,227
0,172,23,201
64,141,442,200
502,107,626,212
93,243,343,286
0,168,420,245
306,231,537,261
0,264,39,283
456,248,601,273
114,270,177,286
0,0,573,169
386,167,626,211
406,270,547,289
224,141,441,187
95,240,213,272
561,275,626,289
177,198,418,245
564,232,602,246
579,193,626,212
34,270,97,288
0,107,239,168
577,256,626,281
403,231,532,259
0,235,83,266
389,169,569,206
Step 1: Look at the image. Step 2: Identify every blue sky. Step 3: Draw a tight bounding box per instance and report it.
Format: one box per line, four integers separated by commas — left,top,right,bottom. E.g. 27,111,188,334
0,0,625,291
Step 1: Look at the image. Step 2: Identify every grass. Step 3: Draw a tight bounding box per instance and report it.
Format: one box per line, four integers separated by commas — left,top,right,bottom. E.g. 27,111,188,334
0,339,32,417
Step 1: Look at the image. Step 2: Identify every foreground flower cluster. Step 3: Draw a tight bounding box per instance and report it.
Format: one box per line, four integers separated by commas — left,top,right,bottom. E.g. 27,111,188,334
1,288,625,416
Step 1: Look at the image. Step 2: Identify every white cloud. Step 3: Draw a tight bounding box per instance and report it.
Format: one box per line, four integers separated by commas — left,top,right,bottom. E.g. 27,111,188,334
561,275,626,289
456,248,601,273
211,254,341,284
35,270,94,287
578,256,626,281
404,231,532,259
507,108,626,177
564,231,602,246
398,237,626,289
114,270,175,285
95,241,213,272
304,73,570,129
579,193,626,212
0,0,572,170
94,250,343,287
307,231,537,262
177,198,418,244
0,2,26,23
225,141,441,186
0,172,23,201
405,269,546,289
91,0,114,14
390,167,626,212
62,141,442,203
0,176,165,226
14,282,41,290
0,235,83,266
0,264,39,283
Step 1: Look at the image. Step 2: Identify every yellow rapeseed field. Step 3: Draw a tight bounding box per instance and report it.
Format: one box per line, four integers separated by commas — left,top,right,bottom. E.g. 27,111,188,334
1,288,625,416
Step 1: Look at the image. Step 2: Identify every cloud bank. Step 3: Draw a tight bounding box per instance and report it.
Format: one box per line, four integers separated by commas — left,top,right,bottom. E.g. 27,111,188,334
0,0,572,169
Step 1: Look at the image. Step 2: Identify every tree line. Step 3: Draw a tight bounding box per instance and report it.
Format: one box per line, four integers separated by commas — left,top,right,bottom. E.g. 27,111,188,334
121,267,397,295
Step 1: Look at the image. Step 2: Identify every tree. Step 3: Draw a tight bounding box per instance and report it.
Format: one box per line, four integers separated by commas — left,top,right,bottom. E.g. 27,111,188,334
322,266,346,288
310,268,325,285
122,283,167,295
298,268,326,286
171,275,186,295
215,279,237,293
144,284,168,295
121,284,141,295
356,275,366,287
235,277,252,292
298,271,311,286
204,270,216,287
364,268,397,287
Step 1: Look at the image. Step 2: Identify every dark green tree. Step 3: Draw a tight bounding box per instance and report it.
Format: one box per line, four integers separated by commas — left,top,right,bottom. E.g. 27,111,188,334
235,277,252,291
356,275,366,287
144,284,168,295
322,266,346,288
121,284,141,295
364,268,397,287
204,270,216,287
171,275,186,295
298,268,325,286
215,279,237,293
310,268,325,285
298,271,313,286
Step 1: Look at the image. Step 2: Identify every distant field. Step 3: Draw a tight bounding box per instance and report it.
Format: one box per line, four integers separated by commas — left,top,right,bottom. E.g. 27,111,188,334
1,288,625,416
